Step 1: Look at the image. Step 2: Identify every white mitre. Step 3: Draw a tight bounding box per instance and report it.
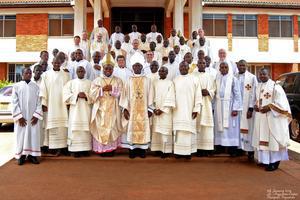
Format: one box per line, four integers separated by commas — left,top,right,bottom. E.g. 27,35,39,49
130,52,145,66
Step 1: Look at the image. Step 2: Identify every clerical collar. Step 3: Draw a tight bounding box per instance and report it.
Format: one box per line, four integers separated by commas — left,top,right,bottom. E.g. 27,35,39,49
133,73,144,77
221,73,229,77
102,73,112,78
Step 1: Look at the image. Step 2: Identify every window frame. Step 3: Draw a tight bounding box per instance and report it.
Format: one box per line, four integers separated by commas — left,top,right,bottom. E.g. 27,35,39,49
48,14,74,37
203,13,227,37
232,14,257,37
0,15,16,38
269,15,293,38
293,16,300,37
7,63,33,83
249,64,272,79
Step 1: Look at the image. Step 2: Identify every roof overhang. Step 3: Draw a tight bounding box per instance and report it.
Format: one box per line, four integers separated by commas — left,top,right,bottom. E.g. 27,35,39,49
0,0,71,8
203,0,300,9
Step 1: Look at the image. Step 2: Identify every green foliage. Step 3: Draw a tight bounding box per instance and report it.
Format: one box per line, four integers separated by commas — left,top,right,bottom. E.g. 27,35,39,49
0,80,13,89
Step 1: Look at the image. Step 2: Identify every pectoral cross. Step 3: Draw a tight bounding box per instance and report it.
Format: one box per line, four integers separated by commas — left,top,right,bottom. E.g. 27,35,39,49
245,84,252,91
264,92,271,99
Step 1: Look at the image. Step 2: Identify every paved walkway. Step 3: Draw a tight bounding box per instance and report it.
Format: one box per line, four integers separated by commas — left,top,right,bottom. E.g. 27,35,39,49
0,132,14,167
1,129,300,199
0,154,299,200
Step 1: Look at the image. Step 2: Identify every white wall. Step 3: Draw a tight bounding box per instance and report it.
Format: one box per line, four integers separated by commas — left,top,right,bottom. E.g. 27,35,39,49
206,37,300,64
0,37,299,64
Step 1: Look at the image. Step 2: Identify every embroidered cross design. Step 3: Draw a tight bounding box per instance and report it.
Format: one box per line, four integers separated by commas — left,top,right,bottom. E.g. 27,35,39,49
245,84,252,91
264,92,271,99
136,91,143,99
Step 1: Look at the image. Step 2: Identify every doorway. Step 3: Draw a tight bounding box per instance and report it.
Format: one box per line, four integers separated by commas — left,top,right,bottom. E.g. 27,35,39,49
111,7,164,35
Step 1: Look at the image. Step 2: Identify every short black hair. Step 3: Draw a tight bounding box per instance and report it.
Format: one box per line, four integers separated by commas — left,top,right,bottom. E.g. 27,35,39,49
22,67,31,74
116,55,125,61
33,64,42,71
40,50,48,57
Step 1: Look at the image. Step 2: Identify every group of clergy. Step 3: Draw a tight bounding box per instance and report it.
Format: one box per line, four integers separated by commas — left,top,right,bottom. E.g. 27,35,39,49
12,21,291,172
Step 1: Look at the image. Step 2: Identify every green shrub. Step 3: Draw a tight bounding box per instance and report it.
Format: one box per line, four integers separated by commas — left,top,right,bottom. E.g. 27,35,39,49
0,80,13,89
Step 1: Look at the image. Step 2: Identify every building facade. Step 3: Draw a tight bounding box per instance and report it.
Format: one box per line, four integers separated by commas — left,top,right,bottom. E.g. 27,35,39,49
0,0,299,82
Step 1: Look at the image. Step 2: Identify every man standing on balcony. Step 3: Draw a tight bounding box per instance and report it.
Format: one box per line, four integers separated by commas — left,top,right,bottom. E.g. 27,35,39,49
129,24,141,43
81,31,90,61
146,24,162,44
110,26,125,46
90,19,109,45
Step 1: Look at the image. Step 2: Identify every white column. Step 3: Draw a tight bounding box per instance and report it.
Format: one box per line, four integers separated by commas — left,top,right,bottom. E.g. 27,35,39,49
94,0,102,27
173,0,184,36
189,0,202,36
74,0,87,36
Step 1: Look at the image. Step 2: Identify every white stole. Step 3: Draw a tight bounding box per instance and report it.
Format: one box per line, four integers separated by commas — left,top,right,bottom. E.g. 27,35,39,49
216,74,233,132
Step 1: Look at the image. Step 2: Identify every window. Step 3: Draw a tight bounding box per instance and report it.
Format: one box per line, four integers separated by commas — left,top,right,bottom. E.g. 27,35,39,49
203,14,227,36
49,14,74,36
232,15,257,37
298,16,300,37
269,15,292,37
282,74,296,93
249,64,272,80
8,64,33,82
0,15,16,37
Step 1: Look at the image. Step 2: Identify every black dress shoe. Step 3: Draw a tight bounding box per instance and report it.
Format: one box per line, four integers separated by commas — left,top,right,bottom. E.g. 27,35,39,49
228,147,238,157
214,145,225,154
274,161,280,169
129,150,136,159
139,149,146,158
196,150,204,157
265,163,276,171
73,152,81,158
18,155,26,165
174,154,181,159
27,155,40,164
81,151,91,157
161,153,170,159
61,148,70,156
41,146,49,154
247,152,255,162
202,150,209,157
185,155,192,160
101,151,115,157
154,151,162,157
